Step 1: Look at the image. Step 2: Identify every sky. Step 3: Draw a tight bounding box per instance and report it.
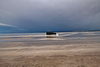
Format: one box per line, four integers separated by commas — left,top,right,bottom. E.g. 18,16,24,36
0,0,100,33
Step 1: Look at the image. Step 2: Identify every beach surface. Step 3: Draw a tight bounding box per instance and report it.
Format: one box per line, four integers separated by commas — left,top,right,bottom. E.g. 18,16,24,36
0,32,100,67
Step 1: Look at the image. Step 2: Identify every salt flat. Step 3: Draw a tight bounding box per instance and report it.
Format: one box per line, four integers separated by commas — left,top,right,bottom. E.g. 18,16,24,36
0,32,100,67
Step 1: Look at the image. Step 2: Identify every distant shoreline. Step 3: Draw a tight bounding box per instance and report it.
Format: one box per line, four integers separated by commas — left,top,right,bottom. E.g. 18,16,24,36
0,30,100,33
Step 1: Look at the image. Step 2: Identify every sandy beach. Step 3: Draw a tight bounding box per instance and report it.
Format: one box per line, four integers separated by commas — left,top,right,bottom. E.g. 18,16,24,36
0,32,100,67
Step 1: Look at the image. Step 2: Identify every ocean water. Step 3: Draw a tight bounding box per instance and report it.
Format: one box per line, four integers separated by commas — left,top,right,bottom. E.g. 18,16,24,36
0,32,100,44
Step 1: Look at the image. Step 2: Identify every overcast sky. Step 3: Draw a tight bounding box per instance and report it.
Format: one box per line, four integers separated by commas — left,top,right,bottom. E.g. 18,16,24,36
0,0,100,33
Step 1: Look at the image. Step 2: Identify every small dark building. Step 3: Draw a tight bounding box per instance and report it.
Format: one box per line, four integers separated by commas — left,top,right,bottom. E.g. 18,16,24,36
46,31,56,35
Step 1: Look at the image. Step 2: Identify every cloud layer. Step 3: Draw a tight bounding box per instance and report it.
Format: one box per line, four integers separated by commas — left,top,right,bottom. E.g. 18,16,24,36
0,0,100,33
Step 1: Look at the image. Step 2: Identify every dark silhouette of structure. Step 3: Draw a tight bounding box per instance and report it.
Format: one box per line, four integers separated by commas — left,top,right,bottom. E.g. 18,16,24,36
46,31,56,35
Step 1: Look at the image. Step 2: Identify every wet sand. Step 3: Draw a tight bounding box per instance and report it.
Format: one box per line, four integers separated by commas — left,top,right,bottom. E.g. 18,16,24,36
0,32,100,67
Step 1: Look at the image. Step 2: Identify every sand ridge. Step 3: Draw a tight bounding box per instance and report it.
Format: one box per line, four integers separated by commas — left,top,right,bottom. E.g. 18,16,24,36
0,43,100,67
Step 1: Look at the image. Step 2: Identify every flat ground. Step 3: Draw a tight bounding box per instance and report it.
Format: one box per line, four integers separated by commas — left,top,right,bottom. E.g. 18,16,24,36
0,32,100,67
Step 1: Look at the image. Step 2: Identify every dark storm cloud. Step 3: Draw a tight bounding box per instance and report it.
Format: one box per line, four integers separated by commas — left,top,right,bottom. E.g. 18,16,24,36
0,0,100,32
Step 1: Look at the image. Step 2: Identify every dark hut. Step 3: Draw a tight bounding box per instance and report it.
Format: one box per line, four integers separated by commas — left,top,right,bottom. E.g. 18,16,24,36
46,31,56,35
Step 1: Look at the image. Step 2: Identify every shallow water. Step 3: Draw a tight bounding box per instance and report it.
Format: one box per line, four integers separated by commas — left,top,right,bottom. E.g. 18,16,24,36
0,32,100,44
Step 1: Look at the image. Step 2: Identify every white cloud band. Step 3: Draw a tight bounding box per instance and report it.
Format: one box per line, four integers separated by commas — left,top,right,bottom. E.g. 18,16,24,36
0,23,16,27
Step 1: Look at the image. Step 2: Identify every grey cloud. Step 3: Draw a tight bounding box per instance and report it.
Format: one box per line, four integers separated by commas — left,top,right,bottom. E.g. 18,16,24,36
0,0,100,32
